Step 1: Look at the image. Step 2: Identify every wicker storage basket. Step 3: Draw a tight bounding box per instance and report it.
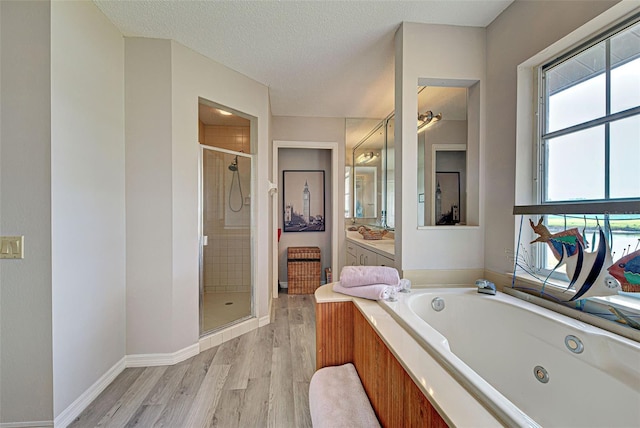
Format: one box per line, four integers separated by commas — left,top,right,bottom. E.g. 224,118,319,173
288,246,321,294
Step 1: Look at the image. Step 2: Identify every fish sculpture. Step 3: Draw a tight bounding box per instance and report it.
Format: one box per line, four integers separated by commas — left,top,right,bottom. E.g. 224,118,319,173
530,217,584,260
561,228,621,301
608,249,640,293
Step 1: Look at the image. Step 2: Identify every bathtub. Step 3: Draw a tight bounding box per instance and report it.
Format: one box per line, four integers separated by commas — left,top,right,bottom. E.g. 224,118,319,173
380,287,640,428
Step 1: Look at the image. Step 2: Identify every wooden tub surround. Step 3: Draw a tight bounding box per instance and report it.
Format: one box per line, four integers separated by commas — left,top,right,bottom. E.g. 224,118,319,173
314,284,501,427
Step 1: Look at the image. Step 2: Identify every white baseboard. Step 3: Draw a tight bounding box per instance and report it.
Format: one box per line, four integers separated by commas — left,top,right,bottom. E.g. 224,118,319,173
280,281,288,288
0,421,53,428
198,317,262,352
258,314,270,327
261,295,272,327
53,357,126,428
126,343,199,368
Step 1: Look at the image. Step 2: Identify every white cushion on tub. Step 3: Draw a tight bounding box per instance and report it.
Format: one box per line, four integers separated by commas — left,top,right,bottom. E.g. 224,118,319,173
308,363,380,428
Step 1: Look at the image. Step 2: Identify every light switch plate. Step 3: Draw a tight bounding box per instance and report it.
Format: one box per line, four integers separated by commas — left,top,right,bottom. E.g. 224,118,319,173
0,236,24,259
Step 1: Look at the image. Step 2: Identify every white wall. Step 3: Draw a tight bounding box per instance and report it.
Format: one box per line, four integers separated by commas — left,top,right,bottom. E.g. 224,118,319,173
272,116,347,280
125,37,271,354
395,23,486,275
51,1,126,418
125,38,176,354
0,1,54,424
483,0,620,278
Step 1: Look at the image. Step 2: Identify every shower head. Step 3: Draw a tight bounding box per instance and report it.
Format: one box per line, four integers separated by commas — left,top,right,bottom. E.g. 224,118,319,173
228,156,238,171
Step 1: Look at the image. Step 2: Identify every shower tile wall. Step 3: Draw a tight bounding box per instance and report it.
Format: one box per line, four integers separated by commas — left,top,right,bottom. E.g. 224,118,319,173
203,231,251,293
203,125,251,294
204,125,250,153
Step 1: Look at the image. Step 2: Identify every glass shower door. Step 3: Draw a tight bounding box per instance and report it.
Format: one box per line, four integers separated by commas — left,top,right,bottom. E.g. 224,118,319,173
200,147,253,335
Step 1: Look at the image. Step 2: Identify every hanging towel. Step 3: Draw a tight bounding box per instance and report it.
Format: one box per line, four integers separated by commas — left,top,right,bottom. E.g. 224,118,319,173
333,282,393,300
339,265,400,288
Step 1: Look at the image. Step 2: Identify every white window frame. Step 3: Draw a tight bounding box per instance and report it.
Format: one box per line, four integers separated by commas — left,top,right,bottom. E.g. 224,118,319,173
537,15,640,205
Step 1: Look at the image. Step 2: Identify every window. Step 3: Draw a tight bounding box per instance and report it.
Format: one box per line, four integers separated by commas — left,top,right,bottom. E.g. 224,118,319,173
512,14,640,340
540,17,640,204
538,16,640,273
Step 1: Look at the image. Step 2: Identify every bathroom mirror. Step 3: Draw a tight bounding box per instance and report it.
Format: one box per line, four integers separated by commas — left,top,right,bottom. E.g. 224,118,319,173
417,85,476,226
346,116,395,228
344,166,351,218
354,166,377,218
347,118,384,222
384,116,395,229
353,128,382,220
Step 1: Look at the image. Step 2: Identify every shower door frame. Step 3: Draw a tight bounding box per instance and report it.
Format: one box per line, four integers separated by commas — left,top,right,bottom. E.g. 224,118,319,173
199,145,255,336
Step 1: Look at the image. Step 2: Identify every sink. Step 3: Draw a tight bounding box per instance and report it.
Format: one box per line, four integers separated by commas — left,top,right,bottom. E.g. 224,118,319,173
346,230,394,256
367,240,394,250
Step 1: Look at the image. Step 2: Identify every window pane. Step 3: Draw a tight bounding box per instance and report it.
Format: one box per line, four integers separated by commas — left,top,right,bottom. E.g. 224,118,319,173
611,58,640,114
611,21,640,113
610,115,640,198
546,44,605,133
545,126,604,201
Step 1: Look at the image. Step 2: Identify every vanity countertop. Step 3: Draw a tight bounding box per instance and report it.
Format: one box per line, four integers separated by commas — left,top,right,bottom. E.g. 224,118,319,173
345,230,395,258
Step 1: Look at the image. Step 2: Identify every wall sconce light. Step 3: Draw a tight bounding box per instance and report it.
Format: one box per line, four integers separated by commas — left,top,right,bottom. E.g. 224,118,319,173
355,151,379,165
417,111,442,133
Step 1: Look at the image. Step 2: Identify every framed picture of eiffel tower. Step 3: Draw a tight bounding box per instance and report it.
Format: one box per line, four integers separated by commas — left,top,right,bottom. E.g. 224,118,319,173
283,170,325,232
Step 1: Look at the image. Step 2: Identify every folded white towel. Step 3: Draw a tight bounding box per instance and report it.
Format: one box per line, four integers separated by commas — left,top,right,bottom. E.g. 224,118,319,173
339,266,400,288
333,282,393,300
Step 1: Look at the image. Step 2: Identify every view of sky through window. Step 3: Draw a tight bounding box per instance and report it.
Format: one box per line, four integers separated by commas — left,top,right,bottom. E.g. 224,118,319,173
545,53,639,202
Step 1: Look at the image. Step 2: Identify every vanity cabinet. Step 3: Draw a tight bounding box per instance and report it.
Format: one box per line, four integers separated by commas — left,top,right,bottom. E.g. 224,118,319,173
346,239,394,267
346,252,358,266
346,242,358,266
358,245,378,266
377,253,394,267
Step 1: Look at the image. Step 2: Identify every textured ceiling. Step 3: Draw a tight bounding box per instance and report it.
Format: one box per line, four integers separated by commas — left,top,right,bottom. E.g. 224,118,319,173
94,0,513,119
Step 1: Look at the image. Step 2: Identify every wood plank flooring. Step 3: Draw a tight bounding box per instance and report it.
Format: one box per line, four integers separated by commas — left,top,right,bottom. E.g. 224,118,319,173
69,291,316,428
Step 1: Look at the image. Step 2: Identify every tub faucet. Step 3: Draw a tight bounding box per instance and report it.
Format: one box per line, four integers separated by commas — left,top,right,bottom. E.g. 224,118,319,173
476,279,496,295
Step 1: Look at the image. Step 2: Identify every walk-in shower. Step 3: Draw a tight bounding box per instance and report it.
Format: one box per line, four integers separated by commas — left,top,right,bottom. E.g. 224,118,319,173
200,147,253,334
198,99,254,335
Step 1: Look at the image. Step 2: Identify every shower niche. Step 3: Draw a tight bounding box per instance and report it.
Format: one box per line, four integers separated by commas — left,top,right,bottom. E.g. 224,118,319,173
198,98,255,335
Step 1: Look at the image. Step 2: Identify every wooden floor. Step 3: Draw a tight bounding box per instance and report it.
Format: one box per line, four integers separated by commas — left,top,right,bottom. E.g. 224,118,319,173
69,291,316,428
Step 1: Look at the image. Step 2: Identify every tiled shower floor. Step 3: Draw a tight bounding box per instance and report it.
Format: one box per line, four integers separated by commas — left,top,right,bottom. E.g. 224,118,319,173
202,291,251,332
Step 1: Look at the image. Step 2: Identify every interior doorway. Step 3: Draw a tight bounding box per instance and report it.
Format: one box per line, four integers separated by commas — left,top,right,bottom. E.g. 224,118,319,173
271,141,340,297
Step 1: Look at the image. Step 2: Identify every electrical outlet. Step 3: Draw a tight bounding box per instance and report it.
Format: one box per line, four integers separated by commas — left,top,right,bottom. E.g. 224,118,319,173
0,236,24,259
